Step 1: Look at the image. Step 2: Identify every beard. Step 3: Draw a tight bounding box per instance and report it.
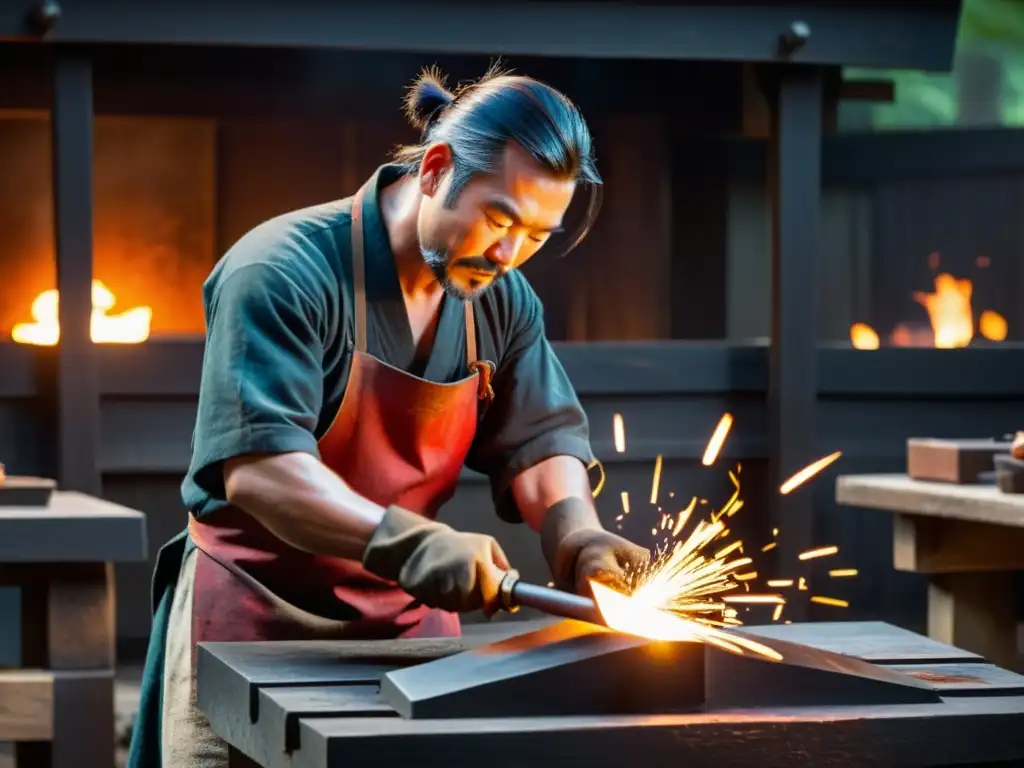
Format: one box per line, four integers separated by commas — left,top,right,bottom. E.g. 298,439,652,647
421,245,504,301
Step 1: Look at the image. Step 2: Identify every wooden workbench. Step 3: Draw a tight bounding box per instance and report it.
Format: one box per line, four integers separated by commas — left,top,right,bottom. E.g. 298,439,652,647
836,473,1024,670
0,491,148,768
197,618,1024,768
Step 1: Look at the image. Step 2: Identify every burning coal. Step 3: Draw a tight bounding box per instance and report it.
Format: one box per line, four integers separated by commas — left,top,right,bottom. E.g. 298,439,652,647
590,412,852,660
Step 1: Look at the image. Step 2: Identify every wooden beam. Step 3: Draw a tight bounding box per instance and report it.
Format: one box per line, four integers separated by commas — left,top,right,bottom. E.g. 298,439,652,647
893,514,1024,574
836,474,1024,529
0,1,963,71
51,49,100,495
0,670,54,740
6,563,116,669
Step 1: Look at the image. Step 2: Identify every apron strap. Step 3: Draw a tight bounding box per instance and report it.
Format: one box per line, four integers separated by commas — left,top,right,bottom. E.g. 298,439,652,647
464,302,477,365
351,184,369,353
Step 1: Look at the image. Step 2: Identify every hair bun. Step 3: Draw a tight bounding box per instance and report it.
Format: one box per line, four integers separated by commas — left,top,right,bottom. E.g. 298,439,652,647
404,66,455,131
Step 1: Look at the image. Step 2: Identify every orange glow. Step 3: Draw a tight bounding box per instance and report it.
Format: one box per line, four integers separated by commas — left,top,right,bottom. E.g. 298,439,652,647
979,310,1007,342
12,280,152,346
590,581,783,660
850,271,1008,349
849,322,880,350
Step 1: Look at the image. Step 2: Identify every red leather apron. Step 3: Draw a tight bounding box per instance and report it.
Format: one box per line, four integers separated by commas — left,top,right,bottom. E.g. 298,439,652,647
186,182,495,646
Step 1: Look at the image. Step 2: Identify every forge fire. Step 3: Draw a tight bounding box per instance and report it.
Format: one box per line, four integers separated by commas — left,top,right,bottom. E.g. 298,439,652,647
850,254,1009,349
11,279,152,345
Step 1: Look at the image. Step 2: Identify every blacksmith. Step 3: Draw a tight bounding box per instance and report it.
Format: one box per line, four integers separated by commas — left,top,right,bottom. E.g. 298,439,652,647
128,65,649,768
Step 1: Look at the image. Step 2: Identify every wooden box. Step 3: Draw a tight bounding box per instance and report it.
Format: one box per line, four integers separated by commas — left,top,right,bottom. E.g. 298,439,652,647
0,475,57,507
906,438,1011,484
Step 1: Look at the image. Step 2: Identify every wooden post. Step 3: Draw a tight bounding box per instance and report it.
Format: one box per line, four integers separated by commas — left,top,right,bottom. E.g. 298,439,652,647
764,67,824,620
51,49,100,495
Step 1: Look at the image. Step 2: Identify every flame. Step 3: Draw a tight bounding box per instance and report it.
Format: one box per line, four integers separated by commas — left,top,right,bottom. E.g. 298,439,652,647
914,273,974,348
12,280,152,346
850,271,1007,349
849,322,880,350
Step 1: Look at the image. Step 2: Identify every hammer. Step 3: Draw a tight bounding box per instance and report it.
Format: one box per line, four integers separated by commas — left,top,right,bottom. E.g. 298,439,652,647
497,569,605,626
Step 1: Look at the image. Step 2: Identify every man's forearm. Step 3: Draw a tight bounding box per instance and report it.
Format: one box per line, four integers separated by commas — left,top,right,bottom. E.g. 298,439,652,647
223,451,385,561
512,455,602,533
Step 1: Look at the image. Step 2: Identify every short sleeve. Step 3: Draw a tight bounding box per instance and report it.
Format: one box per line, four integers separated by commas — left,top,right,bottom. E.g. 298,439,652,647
189,260,327,499
465,278,595,523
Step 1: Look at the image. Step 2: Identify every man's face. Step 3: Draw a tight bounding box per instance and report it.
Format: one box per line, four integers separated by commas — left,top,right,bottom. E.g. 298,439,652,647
416,142,576,300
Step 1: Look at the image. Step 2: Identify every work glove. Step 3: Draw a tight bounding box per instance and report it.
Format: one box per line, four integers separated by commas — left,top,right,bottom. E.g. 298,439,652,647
362,505,510,614
541,497,651,597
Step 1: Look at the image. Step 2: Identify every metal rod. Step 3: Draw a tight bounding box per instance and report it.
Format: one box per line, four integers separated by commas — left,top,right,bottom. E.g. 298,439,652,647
498,570,605,626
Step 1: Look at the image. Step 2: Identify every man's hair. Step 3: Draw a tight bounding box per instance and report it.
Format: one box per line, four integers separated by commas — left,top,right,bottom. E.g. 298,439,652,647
392,64,602,256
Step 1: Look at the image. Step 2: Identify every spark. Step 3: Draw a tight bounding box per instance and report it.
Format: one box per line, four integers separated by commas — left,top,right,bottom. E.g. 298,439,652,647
650,454,663,504
621,492,630,515
672,498,696,536
772,603,784,622
810,596,849,608
722,594,786,604
702,413,733,466
612,413,626,453
780,451,842,494
734,572,758,582
829,568,858,578
766,579,793,588
799,545,839,561
761,542,777,552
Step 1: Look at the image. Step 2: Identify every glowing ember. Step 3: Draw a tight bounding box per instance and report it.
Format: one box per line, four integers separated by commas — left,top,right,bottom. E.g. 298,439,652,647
780,451,842,495
11,280,152,346
798,545,839,561
849,270,1008,350
979,310,1007,342
650,454,663,504
810,596,849,608
849,322,880,350
701,413,733,466
612,413,626,453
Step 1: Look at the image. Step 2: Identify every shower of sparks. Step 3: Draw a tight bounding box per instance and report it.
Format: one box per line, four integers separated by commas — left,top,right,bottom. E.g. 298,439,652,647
595,412,854,659
780,451,842,494
701,413,733,466
612,413,626,453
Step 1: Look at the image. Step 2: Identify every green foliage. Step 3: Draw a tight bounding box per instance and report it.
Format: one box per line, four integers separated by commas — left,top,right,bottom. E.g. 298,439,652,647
842,0,1024,130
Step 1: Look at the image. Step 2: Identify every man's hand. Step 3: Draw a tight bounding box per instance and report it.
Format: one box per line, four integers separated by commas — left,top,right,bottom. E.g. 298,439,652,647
540,496,650,597
555,527,651,597
362,506,510,613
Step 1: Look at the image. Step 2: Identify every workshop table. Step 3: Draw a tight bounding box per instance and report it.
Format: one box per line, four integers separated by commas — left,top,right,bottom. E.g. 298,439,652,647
837,473,1024,670
197,618,1024,768
0,491,148,768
